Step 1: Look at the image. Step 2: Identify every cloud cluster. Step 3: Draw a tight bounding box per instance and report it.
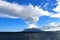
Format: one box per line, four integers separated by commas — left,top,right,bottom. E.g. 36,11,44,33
48,0,60,31
42,0,60,31
50,0,60,18
0,1,52,24
44,0,60,31
0,0,60,30
42,22,60,31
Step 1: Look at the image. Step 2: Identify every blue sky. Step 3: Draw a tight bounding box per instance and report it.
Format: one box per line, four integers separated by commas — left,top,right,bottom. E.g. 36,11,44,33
0,0,60,31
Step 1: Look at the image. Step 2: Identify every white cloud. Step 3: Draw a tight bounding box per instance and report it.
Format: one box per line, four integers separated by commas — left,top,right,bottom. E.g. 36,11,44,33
1,0,60,29
42,22,60,31
0,0,53,28
48,22,60,26
50,0,60,18
0,14,19,18
26,24,39,28
49,22,57,26
53,0,60,12
43,27,60,31
50,13,60,18
53,2,60,12
0,1,52,24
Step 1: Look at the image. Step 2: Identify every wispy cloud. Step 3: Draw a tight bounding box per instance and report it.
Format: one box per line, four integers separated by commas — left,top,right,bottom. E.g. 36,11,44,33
42,22,60,31
50,0,60,18
43,27,60,31
50,13,60,18
48,22,60,27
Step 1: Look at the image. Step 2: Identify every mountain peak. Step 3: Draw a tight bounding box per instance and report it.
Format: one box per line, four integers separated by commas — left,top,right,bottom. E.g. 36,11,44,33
23,28,42,32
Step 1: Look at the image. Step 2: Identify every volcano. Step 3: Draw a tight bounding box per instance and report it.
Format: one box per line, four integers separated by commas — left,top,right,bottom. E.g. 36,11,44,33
23,28,42,32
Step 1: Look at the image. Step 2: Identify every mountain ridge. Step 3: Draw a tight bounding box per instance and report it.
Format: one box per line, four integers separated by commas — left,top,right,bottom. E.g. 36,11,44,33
23,28,43,32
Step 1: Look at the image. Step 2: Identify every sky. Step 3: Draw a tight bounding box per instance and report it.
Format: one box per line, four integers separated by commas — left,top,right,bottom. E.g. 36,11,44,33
0,0,60,32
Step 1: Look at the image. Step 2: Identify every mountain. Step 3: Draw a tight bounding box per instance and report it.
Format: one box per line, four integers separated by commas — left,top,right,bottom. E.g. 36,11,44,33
23,28,42,32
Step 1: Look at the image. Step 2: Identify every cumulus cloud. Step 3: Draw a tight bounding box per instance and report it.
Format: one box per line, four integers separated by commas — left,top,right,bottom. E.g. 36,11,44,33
1,0,60,30
0,0,53,28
